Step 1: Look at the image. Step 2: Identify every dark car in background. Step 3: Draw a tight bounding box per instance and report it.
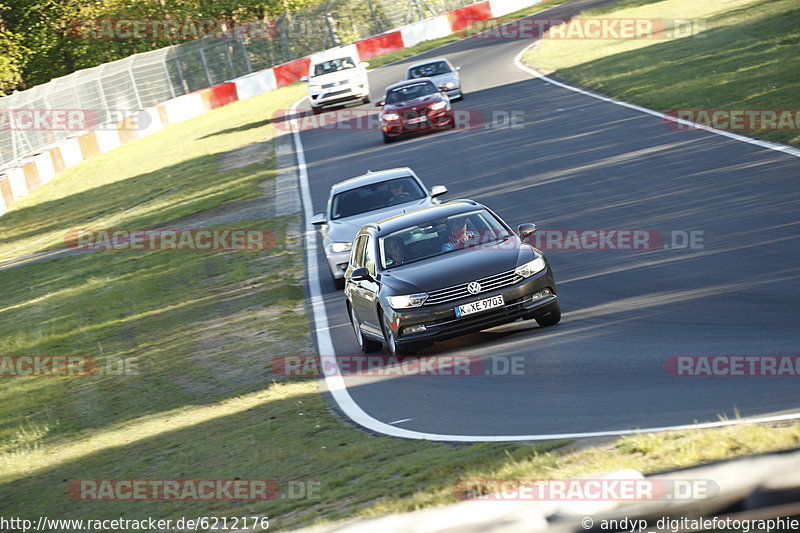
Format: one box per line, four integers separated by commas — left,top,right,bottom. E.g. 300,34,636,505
376,78,454,143
344,200,561,355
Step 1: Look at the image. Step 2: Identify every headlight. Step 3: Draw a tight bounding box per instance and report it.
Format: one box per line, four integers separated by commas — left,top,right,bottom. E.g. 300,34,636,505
443,81,456,89
429,101,448,111
382,113,400,121
387,293,428,309
515,256,546,278
329,242,352,254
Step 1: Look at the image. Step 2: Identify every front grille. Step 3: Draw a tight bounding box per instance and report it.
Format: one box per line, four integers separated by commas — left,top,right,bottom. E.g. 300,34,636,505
424,268,522,306
325,88,351,97
322,80,348,89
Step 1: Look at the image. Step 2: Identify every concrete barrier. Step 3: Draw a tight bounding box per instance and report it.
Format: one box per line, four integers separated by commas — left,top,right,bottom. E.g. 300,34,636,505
7,167,29,201
59,138,85,168
32,152,56,185
401,15,453,48
234,69,278,100
448,1,494,32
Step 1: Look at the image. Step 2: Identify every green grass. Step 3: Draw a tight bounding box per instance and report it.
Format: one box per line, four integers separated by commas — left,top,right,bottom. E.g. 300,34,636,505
523,0,800,146
0,84,306,260
1,6,800,531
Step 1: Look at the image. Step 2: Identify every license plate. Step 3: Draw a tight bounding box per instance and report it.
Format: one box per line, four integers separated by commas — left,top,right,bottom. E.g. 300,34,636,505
454,295,505,317
407,116,427,124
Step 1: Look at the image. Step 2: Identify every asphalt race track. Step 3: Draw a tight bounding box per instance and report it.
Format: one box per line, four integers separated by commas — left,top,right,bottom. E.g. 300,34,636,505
293,0,800,437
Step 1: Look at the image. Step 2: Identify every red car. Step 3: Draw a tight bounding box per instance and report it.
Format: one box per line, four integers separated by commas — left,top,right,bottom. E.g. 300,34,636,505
376,78,454,144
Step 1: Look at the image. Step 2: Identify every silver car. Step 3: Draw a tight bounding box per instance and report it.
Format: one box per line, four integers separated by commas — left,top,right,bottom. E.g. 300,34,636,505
311,168,447,289
405,58,463,100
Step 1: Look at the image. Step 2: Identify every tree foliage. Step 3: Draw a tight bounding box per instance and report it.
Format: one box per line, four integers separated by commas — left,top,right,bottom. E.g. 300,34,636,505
2,0,322,89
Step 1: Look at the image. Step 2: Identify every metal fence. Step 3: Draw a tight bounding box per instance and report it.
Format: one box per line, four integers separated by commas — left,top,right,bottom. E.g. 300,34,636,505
0,0,472,169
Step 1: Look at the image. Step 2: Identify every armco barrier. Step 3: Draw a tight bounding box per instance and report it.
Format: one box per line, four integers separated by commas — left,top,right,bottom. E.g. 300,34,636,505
95,127,122,154
447,1,494,32
274,58,312,88
356,31,405,60
22,162,41,192
0,0,545,217
234,70,278,101
203,82,239,110
32,153,56,185
59,138,85,169
163,92,207,125
7,167,28,201
401,15,453,48
76,131,101,160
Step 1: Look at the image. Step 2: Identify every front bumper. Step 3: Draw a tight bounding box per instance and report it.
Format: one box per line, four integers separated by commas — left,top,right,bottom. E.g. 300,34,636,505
325,250,351,279
386,269,557,348
310,84,369,107
382,110,454,137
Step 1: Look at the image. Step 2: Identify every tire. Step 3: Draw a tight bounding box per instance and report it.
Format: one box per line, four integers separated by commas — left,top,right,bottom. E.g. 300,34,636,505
312,105,323,115
381,310,400,357
349,304,381,353
383,132,395,144
535,303,561,327
332,275,345,290
362,95,371,104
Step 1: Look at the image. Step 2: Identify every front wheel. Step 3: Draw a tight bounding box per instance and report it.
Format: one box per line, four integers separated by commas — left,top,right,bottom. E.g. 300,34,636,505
362,95,371,104
350,304,381,353
311,105,323,115
381,311,400,357
332,275,345,290
535,303,561,327
382,132,395,144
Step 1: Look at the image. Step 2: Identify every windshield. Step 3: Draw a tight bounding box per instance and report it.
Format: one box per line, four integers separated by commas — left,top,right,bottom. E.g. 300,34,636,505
385,81,438,104
330,177,426,220
379,209,512,269
408,61,452,79
312,57,356,77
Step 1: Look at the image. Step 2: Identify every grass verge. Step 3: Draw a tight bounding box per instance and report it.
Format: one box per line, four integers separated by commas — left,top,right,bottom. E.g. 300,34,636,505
523,0,800,146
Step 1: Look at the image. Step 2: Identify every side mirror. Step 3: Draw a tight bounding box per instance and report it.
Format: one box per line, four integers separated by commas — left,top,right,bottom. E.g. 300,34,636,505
374,100,384,107
430,185,448,198
310,213,326,226
300,76,309,82
518,223,537,239
455,66,461,71
350,267,371,282
360,61,369,68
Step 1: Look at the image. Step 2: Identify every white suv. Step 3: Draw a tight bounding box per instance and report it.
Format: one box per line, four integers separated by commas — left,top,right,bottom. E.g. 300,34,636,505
303,54,371,113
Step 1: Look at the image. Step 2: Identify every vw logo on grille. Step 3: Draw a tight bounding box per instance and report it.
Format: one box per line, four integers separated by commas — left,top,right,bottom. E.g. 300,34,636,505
467,281,481,295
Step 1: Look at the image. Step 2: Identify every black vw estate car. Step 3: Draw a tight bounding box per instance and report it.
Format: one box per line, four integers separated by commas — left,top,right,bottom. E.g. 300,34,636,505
344,200,560,355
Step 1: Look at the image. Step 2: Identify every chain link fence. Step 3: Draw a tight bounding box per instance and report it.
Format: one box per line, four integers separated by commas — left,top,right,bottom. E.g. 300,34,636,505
0,0,473,170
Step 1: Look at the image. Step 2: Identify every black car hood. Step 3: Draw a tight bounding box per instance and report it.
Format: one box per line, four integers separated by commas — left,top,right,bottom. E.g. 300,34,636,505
380,237,538,293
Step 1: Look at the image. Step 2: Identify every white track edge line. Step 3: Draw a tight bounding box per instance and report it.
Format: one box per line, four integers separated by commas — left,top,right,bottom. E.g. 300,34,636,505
512,44,800,159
